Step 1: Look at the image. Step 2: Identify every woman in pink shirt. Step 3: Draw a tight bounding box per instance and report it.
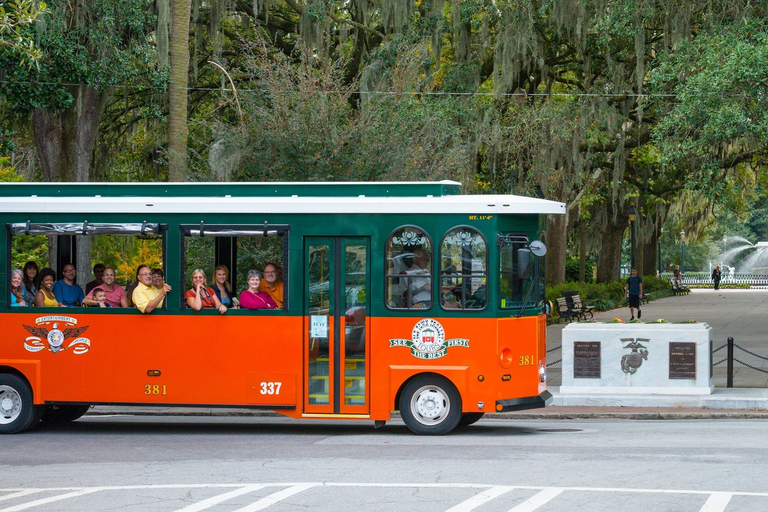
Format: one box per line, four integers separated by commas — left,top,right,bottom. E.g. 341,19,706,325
239,270,278,310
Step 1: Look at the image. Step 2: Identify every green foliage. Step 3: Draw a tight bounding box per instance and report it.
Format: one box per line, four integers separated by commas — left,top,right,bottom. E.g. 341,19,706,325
0,0,46,65
565,258,593,283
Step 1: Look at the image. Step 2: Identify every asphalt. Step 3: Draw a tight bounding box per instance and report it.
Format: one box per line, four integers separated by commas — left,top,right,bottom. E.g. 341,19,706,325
87,289,768,421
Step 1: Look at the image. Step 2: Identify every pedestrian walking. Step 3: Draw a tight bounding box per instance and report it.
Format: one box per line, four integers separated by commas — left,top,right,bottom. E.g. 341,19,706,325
625,267,643,321
712,265,722,290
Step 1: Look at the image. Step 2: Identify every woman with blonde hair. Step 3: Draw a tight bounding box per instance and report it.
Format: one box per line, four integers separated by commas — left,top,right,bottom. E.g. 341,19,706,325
10,269,28,307
212,264,232,308
185,269,227,314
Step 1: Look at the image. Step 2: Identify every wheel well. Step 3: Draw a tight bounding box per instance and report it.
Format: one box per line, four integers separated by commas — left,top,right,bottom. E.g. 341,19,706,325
0,366,31,387
394,372,456,411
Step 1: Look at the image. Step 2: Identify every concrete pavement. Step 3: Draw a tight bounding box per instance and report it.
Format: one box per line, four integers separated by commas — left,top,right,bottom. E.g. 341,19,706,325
85,289,768,420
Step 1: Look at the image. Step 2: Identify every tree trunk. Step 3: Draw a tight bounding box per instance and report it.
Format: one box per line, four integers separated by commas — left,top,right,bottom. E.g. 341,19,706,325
546,214,566,286
642,231,658,277
32,85,107,182
168,0,191,181
596,204,629,284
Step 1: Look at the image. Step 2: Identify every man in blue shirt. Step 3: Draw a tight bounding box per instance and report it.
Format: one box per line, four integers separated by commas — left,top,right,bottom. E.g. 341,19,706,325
52,263,85,307
625,267,643,321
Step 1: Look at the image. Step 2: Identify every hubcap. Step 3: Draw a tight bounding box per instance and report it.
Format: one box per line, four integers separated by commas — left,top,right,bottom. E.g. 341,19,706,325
411,385,449,425
0,385,22,425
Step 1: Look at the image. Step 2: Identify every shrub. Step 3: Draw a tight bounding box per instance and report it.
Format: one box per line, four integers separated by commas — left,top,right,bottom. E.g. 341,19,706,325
565,258,593,283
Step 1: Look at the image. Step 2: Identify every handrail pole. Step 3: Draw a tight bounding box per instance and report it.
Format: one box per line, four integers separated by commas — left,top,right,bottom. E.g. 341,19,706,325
726,336,734,388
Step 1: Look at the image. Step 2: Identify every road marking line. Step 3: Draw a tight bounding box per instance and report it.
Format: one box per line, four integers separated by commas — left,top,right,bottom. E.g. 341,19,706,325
507,488,564,512
0,489,99,512
444,486,516,512
231,484,316,512
174,485,267,512
0,492,43,503
699,492,733,512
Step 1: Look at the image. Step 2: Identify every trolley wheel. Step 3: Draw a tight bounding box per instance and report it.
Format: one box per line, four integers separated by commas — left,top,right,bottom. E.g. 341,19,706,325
0,374,42,434
457,412,485,427
41,405,91,424
399,375,462,435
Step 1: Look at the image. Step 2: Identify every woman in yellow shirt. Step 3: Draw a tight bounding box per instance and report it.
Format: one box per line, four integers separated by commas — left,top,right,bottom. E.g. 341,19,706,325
35,268,61,307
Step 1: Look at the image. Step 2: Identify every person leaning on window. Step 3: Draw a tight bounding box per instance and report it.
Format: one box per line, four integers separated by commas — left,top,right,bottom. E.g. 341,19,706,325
133,264,171,314
82,267,128,307
258,263,283,308
10,269,28,307
239,270,278,310
52,263,85,307
35,268,60,307
185,269,227,314
212,264,232,308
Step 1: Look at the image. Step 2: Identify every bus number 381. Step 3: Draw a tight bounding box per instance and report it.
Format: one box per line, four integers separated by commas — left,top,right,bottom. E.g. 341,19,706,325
260,382,282,395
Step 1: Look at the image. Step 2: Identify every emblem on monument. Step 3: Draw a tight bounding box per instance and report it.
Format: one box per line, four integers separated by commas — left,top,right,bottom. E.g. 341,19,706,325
620,337,649,374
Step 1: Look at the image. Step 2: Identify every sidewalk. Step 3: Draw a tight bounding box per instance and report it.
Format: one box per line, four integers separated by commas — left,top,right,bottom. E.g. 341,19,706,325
86,290,768,420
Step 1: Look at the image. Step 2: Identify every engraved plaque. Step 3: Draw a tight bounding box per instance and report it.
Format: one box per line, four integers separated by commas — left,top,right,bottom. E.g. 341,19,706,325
669,342,696,379
573,341,601,378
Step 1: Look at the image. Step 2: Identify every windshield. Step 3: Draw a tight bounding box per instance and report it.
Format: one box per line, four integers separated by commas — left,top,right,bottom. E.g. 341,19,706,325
498,234,545,311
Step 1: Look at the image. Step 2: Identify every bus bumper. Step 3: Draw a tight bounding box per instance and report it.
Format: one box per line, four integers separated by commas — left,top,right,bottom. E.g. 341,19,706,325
495,390,552,412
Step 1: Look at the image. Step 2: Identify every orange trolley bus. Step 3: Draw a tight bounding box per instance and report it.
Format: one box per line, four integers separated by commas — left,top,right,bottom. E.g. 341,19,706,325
0,181,564,435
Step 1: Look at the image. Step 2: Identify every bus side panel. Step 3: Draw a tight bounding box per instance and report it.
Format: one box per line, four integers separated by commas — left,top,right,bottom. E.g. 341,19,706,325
370,316,540,415
538,314,548,395
0,312,304,409
0,359,42,404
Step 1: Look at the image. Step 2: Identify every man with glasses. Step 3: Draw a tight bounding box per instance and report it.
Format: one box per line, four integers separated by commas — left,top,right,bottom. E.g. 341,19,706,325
82,267,128,307
52,263,85,307
258,263,283,308
132,264,171,314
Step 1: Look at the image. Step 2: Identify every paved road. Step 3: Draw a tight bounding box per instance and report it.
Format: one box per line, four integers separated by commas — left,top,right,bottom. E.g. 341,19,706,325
547,289,768,387
2,415,768,511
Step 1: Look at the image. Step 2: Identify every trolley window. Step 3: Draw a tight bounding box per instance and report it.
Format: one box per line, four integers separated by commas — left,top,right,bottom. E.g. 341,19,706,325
439,226,487,311
385,226,433,310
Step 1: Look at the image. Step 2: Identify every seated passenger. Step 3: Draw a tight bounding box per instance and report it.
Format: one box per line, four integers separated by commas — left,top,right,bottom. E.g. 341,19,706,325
22,261,38,305
35,268,60,307
151,268,165,289
52,263,85,307
91,288,112,308
83,267,128,307
406,248,432,308
185,269,227,314
85,263,105,295
10,269,28,307
133,264,171,314
212,264,232,308
240,270,278,310
258,263,283,308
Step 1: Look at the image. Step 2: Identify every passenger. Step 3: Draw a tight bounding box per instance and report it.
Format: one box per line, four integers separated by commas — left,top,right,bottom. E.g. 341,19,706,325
125,267,141,307
35,268,60,307
83,267,128,307
239,270,278,310
185,269,227,314
151,268,164,289
258,263,283,308
52,263,85,307
406,248,432,308
22,261,38,305
90,288,112,308
212,264,232,308
85,263,105,295
10,269,28,307
133,264,171,314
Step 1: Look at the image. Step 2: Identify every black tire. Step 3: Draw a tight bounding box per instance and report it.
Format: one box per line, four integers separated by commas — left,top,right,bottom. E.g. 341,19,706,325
0,374,42,434
41,404,91,424
399,374,462,435
457,412,485,428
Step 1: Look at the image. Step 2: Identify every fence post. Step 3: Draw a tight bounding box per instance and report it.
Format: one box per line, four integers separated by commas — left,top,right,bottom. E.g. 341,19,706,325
727,337,734,388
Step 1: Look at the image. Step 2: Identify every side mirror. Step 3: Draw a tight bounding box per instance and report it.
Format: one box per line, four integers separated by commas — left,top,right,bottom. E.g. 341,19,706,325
518,248,532,279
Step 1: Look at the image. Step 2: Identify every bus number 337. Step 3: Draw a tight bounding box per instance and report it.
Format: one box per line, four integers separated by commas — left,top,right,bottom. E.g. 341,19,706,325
260,382,282,395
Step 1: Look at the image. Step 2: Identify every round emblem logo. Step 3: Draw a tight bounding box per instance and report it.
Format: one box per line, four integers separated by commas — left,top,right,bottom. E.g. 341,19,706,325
47,325,64,348
412,319,446,353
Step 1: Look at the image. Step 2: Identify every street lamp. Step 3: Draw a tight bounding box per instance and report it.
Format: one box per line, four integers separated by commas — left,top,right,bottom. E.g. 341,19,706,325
681,229,686,275
627,206,637,268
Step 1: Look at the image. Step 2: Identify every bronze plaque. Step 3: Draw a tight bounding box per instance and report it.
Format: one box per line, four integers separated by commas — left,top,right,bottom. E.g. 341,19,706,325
573,341,601,378
669,342,696,379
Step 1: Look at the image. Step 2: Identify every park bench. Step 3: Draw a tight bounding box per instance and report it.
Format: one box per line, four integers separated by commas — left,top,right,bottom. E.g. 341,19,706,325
569,294,595,319
556,297,579,323
670,279,690,296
